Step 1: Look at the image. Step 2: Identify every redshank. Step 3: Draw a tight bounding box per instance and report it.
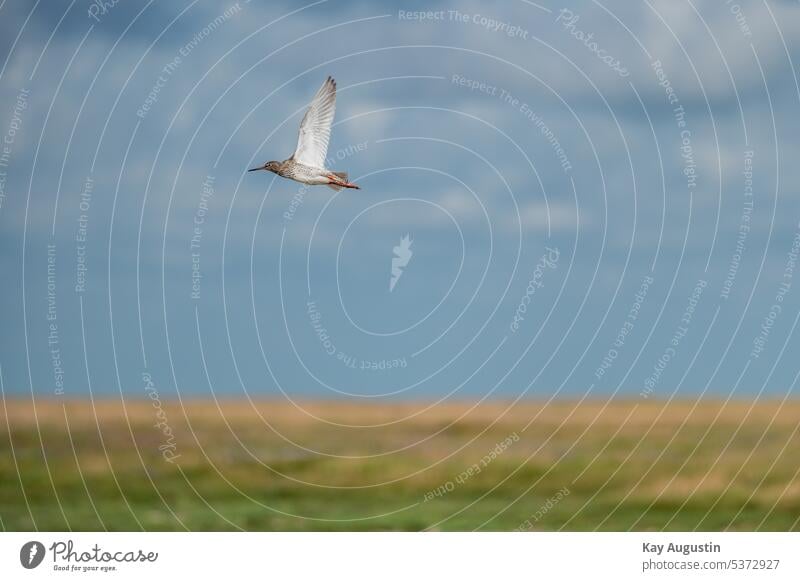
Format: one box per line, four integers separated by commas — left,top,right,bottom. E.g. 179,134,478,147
248,76,360,190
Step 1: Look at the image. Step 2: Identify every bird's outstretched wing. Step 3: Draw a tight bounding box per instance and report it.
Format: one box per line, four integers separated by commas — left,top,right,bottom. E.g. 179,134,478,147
292,76,336,168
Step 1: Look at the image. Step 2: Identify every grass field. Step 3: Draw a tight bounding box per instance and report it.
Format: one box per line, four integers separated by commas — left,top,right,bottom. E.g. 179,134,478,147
1,398,799,531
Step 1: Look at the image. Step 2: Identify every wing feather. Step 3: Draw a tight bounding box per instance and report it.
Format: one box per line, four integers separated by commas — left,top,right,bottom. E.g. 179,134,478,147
292,76,336,168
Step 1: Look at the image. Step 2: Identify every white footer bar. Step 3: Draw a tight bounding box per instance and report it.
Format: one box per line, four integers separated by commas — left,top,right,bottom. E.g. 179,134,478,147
1,532,797,579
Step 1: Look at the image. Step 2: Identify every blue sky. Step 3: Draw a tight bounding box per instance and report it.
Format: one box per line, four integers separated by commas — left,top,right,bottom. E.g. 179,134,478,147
1,0,800,400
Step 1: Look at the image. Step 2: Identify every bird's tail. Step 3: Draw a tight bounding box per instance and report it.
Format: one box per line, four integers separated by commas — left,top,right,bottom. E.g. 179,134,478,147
327,171,360,191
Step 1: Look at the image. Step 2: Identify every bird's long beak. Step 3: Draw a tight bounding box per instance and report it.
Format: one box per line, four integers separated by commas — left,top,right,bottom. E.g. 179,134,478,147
248,165,264,172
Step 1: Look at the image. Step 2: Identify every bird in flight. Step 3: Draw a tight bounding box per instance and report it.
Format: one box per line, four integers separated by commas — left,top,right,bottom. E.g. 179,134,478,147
248,76,361,190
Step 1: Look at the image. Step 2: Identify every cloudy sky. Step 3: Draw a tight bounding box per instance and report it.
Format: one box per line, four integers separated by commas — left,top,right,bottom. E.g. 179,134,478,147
1,0,800,400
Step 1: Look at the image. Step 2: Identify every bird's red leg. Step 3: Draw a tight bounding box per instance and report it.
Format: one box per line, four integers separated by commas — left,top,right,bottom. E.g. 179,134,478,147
327,174,361,189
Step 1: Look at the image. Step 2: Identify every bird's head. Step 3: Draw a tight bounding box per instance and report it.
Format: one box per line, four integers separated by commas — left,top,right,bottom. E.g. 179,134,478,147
248,160,280,173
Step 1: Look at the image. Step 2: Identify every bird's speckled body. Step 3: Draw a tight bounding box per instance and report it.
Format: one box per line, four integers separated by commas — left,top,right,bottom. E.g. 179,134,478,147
275,159,334,186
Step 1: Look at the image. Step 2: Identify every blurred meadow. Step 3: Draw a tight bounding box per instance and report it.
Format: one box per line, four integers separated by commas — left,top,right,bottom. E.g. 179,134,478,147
2,398,798,531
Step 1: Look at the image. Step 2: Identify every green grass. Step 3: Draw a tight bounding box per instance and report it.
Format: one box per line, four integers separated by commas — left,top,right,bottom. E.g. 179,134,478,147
1,398,798,531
